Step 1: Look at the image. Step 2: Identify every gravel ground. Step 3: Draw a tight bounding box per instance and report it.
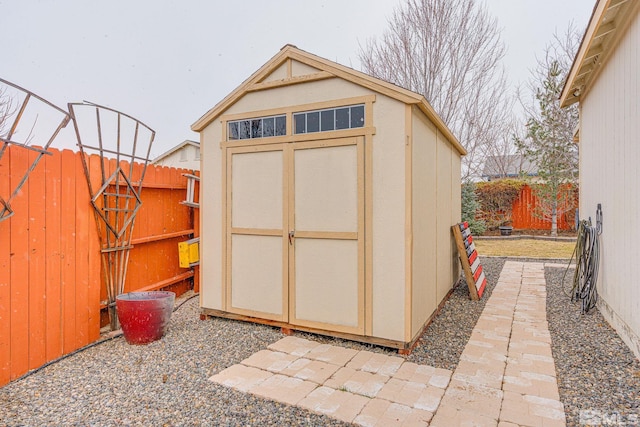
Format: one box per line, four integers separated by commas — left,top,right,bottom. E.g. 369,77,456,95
545,265,640,426
0,257,637,426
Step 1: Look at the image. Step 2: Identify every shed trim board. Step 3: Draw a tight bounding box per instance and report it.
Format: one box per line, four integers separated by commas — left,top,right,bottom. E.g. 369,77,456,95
195,45,463,349
218,95,377,149
404,104,413,343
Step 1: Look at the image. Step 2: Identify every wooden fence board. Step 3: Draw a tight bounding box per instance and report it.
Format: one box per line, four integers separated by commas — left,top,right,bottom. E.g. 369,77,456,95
0,147,12,385
74,153,90,348
44,150,63,361
9,146,30,380
87,154,102,342
27,149,47,370
60,149,77,355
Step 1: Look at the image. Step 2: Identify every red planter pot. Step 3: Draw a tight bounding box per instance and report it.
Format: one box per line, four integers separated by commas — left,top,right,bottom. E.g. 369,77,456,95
116,291,175,345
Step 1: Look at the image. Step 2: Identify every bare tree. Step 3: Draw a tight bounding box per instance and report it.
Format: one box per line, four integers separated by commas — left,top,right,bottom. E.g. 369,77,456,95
0,86,16,141
358,0,511,179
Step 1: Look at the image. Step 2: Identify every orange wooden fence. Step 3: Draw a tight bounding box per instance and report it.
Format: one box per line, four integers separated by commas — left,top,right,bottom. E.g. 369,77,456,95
0,145,198,387
512,184,577,231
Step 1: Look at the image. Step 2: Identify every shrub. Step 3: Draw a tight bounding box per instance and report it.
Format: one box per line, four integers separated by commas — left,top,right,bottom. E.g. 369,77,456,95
475,179,525,229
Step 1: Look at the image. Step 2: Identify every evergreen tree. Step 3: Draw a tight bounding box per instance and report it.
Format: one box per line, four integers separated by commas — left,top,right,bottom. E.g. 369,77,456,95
516,29,580,236
461,181,486,235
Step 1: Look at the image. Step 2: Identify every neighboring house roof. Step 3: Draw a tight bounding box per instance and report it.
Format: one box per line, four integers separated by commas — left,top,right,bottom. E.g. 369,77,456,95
152,139,199,164
191,44,466,156
481,155,539,179
560,0,640,107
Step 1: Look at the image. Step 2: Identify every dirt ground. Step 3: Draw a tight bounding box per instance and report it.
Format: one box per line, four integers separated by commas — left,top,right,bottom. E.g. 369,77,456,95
481,228,577,238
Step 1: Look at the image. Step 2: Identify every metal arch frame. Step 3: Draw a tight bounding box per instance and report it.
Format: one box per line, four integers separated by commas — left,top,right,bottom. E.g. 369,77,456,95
0,77,71,221
68,101,155,330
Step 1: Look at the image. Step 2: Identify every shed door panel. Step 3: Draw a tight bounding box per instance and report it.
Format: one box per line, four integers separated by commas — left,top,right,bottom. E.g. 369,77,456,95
294,239,359,327
290,139,364,334
231,234,283,315
227,146,287,321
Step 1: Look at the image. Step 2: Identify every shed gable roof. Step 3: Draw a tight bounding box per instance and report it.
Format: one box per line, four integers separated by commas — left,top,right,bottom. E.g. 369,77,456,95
560,0,639,107
191,44,465,155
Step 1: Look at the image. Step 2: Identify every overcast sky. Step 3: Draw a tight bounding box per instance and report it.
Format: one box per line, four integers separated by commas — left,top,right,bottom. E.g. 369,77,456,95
2,1,593,158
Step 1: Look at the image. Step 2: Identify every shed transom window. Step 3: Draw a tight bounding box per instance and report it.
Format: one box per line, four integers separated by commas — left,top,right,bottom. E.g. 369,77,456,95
228,115,286,140
294,104,364,135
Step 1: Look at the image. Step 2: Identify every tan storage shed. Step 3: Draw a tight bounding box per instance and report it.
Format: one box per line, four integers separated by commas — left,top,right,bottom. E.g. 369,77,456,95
192,45,465,351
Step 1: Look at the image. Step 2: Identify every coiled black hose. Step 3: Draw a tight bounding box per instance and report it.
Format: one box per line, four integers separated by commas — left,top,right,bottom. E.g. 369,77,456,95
563,207,602,314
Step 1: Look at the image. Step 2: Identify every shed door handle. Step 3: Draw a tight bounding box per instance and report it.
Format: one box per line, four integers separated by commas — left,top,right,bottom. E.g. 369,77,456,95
288,230,295,245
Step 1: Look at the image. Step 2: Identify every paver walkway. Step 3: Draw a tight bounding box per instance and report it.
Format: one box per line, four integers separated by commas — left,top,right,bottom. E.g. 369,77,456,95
209,260,565,426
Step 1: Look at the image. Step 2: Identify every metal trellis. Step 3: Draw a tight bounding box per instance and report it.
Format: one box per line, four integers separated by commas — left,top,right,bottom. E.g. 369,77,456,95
68,101,155,330
0,78,70,221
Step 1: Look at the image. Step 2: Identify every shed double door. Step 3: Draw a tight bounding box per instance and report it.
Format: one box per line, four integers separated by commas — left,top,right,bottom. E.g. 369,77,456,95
226,137,364,335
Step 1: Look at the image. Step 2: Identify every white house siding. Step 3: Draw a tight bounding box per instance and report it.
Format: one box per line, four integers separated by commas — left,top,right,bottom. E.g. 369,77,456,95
154,144,200,170
580,8,640,359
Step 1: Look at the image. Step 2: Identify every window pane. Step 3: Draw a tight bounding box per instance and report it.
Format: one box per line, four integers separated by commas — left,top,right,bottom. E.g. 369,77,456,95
276,116,286,136
263,117,275,137
335,108,349,129
294,113,306,134
350,105,364,128
251,119,262,138
321,110,334,132
239,121,251,139
229,122,239,140
307,111,319,133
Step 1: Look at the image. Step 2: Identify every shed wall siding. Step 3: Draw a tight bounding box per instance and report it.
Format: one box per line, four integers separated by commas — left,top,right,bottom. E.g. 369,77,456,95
411,110,438,336
291,60,320,77
200,121,224,310
580,8,640,358
436,130,455,303
263,62,288,82
451,152,462,280
223,78,370,117
371,94,406,341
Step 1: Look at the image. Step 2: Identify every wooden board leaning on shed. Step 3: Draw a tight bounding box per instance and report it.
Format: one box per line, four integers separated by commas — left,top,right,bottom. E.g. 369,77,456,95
452,222,487,300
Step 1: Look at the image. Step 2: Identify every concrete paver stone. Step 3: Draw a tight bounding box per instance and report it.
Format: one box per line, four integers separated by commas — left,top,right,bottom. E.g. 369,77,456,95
209,364,273,392
281,357,341,384
305,343,359,366
267,336,323,356
240,349,298,372
393,362,452,389
354,398,433,427
346,350,405,376
298,386,370,423
249,374,318,406
324,367,390,397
